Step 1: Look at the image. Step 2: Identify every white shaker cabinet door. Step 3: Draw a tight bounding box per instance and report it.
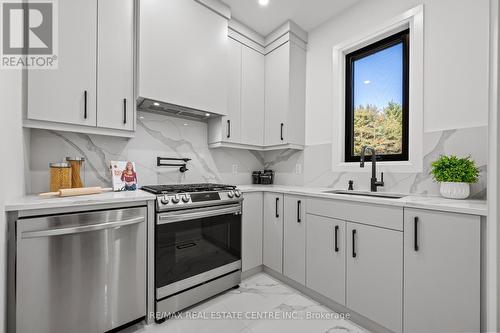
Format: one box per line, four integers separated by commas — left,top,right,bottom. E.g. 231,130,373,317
264,43,289,146
27,0,97,126
224,38,242,143
240,45,265,146
263,192,283,273
97,0,134,131
283,195,306,284
242,192,263,272
404,209,480,333
346,222,403,333
306,214,346,305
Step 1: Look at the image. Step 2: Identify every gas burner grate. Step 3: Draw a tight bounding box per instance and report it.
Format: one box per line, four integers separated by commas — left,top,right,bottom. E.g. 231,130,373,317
141,183,236,194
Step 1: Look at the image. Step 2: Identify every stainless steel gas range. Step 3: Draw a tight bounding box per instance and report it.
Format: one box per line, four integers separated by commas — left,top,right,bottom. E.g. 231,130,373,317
141,183,243,322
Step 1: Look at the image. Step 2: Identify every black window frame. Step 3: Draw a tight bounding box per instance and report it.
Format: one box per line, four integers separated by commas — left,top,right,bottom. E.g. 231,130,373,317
344,28,410,163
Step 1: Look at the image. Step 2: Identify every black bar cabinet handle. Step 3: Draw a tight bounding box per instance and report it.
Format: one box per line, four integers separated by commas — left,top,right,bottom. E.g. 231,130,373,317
123,98,127,124
334,225,339,252
280,123,284,141
414,217,419,251
83,90,87,119
275,197,279,218
352,229,357,258
297,200,301,223
227,120,231,138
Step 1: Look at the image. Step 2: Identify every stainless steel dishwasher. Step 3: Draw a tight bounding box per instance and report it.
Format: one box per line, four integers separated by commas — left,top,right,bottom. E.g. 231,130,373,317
14,206,147,333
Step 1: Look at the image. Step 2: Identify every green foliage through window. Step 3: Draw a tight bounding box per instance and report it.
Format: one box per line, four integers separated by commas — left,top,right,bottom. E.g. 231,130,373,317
353,101,403,156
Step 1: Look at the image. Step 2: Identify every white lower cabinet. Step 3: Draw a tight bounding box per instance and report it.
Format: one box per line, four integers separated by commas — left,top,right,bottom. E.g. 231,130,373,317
283,195,306,284
242,192,263,272
252,195,481,333
306,214,346,305
346,222,403,333
263,193,283,273
404,208,480,333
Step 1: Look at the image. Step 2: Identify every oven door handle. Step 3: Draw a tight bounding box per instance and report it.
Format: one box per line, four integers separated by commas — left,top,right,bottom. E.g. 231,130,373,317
157,204,241,224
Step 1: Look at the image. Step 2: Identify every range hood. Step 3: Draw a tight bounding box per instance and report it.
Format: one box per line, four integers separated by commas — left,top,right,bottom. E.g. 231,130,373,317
137,98,216,122
138,0,229,122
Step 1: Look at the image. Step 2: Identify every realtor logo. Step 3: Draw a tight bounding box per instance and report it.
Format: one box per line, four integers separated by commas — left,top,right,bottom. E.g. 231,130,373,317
0,0,58,69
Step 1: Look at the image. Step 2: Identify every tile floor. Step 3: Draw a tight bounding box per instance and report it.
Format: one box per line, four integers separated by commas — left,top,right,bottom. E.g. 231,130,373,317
122,273,369,333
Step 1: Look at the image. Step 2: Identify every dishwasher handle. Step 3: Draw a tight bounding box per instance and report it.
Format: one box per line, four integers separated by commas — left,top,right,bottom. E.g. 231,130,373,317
21,216,145,239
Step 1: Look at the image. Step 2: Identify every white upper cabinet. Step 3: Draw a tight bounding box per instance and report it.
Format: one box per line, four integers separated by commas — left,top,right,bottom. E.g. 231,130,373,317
208,38,265,147
225,38,242,143
208,38,242,144
404,209,480,333
240,45,265,146
265,39,306,148
27,0,97,127
97,0,134,131
25,0,135,137
208,20,306,151
264,43,289,146
139,0,229,115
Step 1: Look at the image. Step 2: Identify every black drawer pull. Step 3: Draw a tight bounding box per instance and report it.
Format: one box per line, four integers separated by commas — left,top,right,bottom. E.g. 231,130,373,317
297,200,301,223
352,229,357,258
334,225,339,252
123,98,127,124
83,90,88,119
275,197,279,218
227,120,231,138
280,123,284,141
414,217,419,251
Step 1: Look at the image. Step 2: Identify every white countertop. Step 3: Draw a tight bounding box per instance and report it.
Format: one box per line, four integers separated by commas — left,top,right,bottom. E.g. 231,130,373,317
238,185,488,216
5,186,487,216
4,190,157,212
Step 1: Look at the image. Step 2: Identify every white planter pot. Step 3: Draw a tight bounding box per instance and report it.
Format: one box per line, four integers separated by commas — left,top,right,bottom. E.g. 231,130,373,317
439,182,470,199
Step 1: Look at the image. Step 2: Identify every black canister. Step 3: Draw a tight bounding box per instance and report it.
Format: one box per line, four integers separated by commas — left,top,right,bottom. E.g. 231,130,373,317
260,170,275,185
252,171,262,184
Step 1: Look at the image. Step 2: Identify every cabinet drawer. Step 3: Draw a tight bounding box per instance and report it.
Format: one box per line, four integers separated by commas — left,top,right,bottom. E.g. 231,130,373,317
306,198,403,231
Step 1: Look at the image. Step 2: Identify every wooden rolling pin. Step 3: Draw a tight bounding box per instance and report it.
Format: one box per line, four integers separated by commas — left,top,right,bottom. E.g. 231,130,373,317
39,187,113,197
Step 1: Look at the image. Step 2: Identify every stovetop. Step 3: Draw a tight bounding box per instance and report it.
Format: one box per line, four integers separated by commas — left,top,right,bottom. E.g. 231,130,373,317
142,183,242,212
141,183,236,195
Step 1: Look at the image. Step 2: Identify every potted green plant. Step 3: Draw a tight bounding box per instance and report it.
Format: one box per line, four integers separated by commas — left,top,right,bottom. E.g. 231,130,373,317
430,155,479,199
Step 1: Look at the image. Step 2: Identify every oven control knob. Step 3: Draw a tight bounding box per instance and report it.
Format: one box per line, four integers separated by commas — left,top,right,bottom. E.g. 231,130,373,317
227,191,235,198
181,194,190,203
171,195,180,204
234,190,241,198
160,196,170,205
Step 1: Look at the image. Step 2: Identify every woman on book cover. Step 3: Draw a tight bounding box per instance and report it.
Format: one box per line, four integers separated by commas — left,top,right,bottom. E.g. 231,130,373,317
121,161,137,191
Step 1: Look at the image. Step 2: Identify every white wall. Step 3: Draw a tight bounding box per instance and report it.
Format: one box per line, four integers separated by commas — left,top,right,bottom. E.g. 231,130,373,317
305,0,490,145
0,69,26,333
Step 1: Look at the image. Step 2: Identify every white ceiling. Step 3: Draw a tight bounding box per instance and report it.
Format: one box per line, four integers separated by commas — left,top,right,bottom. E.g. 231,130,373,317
221,0,360,36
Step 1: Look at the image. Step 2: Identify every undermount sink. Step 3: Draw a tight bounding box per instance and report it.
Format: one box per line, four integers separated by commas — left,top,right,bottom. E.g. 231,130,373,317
323,190,407,199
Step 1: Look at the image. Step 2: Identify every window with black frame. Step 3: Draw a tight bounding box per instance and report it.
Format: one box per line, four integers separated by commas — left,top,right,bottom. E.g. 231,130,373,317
345,29,409,162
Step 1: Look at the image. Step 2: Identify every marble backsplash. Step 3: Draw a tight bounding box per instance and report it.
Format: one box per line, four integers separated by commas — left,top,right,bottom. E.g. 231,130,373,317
259,126,488,199
28,112,487,199
28,111,263,193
